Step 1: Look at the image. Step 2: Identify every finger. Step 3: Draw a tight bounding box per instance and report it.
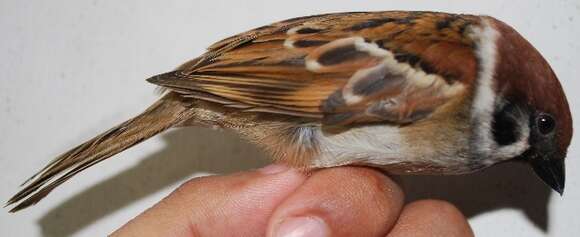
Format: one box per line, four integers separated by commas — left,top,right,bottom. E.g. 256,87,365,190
112,164,307,237
266,167,404,237
386,200,474,237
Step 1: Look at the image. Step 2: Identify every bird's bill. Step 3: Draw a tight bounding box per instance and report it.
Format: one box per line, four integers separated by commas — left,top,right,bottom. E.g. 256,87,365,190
531,158,565,195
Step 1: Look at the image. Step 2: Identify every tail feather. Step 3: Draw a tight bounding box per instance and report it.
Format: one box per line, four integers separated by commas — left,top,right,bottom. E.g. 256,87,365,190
7,93,194,212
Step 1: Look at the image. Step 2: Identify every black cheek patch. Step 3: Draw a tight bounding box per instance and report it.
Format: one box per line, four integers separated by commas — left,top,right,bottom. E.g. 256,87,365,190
318,45,369,66
492,105,520,146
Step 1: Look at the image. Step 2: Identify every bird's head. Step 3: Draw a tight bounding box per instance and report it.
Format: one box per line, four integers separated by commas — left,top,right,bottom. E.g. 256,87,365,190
473,17,573,194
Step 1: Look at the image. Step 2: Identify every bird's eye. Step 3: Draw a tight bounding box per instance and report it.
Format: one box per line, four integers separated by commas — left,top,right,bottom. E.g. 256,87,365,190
536,113,556,135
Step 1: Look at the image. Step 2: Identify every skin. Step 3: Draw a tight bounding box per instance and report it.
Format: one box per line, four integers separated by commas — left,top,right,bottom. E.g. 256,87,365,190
112,165,473,237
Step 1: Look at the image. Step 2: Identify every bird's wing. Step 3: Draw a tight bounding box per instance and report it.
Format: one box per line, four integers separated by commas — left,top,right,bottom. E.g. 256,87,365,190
148,11,480,125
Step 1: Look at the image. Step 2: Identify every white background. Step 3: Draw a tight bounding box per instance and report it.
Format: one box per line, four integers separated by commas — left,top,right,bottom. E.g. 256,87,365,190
1,0,579,236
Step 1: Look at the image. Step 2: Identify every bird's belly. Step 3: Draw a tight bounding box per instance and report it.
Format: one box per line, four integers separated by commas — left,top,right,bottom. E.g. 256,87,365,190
310,123,473,174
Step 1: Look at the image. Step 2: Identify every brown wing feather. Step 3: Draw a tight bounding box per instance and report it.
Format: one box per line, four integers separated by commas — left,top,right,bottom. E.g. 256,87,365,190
149,11,480,125
7,93,195,211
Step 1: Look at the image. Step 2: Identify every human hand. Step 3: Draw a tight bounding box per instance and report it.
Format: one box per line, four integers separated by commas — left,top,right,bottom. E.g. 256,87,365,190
112,165,473,237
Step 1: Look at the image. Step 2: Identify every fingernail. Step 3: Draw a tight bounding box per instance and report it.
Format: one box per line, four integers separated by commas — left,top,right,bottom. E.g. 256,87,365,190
273,217,329,237
258,164,290,175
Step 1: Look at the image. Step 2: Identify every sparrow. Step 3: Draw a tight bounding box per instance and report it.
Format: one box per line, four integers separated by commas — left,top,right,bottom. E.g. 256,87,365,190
7,11,573,212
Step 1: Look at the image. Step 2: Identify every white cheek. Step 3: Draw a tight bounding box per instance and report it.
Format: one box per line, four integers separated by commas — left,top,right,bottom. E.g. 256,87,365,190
491,114,531,163
468,18,503,160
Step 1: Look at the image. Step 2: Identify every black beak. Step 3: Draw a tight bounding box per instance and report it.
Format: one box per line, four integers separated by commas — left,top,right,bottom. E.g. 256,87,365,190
531,158,566,195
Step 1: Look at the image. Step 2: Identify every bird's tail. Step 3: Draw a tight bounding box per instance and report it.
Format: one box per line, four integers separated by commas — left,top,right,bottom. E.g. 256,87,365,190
6,93,194,212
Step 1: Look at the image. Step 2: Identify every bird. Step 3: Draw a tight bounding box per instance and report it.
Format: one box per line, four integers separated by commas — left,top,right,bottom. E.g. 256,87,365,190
7,11,573,212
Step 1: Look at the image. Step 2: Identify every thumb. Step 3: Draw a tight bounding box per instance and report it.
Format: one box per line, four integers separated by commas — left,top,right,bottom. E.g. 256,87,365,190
112,165,306,237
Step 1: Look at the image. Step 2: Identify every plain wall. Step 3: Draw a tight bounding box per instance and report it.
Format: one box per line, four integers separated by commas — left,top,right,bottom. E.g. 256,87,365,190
1,0,579,236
